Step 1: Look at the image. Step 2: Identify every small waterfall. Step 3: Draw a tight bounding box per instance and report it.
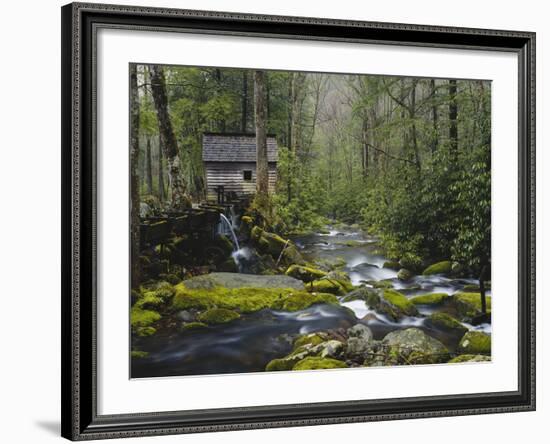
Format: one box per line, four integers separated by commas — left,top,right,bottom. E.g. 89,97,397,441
219,213,240,251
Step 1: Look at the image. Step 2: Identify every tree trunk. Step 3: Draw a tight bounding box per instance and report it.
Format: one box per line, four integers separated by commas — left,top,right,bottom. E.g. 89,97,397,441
430,79,439,155
479,264,489,315
158,133,165,202
449,79,458,161
149,65,190,210
241,71,248,133
362,117,369,181
410,81,421,170
145,136,153,194
129,65,141,289
254,70,269,207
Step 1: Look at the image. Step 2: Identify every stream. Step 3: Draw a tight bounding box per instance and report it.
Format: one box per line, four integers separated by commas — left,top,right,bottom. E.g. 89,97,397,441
132,226,491,378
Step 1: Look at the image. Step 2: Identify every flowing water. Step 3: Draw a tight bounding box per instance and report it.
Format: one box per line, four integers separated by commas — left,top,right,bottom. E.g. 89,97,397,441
132,225,491,378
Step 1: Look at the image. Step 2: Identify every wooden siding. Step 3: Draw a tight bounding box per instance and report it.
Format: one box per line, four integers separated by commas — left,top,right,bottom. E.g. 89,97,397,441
205,162,277,200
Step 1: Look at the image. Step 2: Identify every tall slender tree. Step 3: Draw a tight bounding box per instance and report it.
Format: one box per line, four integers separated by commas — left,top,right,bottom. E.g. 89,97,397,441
254,70,269,210
129,65,141,289
149,65,190,209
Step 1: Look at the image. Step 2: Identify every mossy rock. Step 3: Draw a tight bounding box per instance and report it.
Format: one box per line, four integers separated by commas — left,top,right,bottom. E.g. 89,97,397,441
458,331,491,354
294,333,325,350
135,326,157,337
130,306,161,329
370,279,394,289
341,287,379,303
452,292,492,319
382,328,450,365
397,268,414,281
131,350,149,359
334,240,365,247
285,265,327,283
181,321,208,331
271,292,338,311
382,289,419,317
309,279,345,295
449,354,491,363
158,273,181,285
422,260,452,276
292,356,347,371
197,308,240,325
382,261,401,270
410,293,449,306
265,358,296,371
326,270,354,292
173,279,336,314
425,312,467,335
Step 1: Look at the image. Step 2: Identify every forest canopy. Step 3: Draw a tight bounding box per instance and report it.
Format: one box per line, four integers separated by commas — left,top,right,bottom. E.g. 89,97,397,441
132,64,491,277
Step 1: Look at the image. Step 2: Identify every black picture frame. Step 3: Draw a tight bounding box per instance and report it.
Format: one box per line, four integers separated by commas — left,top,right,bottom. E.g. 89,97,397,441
61,2,536,440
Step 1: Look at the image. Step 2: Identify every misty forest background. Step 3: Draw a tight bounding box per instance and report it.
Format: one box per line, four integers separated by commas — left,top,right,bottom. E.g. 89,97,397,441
131,65,491,280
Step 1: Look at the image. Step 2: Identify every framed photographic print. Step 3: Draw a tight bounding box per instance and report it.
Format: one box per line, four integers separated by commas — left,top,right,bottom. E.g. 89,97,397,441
61,2,536,440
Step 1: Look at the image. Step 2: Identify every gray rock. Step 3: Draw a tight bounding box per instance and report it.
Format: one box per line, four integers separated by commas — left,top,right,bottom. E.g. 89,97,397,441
347,324,373,341
178,310,195,322
381,328,449,365
182,272,305,290
397,268,414,281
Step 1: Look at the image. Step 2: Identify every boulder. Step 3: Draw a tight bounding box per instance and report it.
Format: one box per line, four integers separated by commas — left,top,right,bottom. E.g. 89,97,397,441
422,260,452,276
345,324,374,359
367,289,419,321
452,292,492,321
409,293,449,306
449,354,491,363
182,272,305,290
285,265,327,283
292,357,347,370
425,312,468,335
380,328,450,365
458,331,491,354
397,268,414,281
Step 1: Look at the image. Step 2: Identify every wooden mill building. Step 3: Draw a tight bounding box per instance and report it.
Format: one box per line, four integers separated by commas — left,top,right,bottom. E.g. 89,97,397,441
202,133,278,202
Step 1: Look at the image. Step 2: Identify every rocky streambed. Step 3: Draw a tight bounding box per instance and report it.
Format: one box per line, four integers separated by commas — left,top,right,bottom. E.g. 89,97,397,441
131,225,492,378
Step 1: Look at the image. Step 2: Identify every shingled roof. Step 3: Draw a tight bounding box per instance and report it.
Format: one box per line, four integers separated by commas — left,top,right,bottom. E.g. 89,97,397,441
202,133,278,163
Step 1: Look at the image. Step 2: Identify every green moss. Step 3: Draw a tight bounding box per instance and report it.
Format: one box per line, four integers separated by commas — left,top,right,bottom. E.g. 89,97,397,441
173,283,328,314
309,279,345,295
383,289,417,314
135,292,164,310
454,292,492,313
294,333,325,350
130,306,161,329
449,354,491,363
371,280,394,289
462,284,480,292
458,331,491,354
197,308,240,325
181,321,208,331
271,292,338,311
285,265,326,282
426,312,467,333
410,293,449,306
266,358,295,371
422,260,452,276
292,357,347,370
135,326,156,337
131,350,149,359
251,225,263,242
